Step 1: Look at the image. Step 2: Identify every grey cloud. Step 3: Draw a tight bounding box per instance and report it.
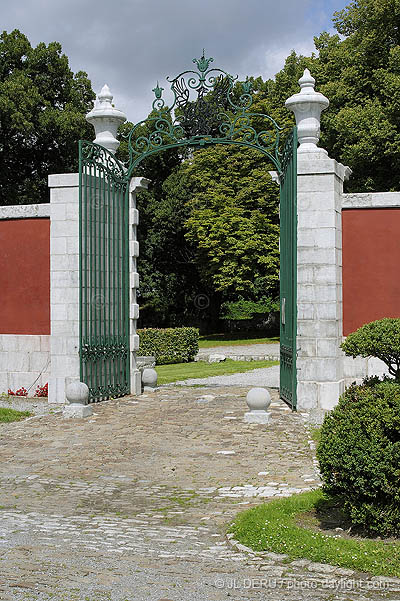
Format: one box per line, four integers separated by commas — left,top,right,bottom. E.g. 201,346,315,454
2,0,338,123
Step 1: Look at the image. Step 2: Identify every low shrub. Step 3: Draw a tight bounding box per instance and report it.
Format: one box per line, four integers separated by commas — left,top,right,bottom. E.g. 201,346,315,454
138,327,199,365
317,377,400,537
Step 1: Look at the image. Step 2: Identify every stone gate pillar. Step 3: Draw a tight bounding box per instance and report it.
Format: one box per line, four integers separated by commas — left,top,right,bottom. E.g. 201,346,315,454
48,173,80,404
286,70,351,417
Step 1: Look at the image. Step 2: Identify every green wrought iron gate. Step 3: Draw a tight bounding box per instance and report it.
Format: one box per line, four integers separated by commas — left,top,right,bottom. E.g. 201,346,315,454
79,141,130,402
78,53,299,407
279,127,298,410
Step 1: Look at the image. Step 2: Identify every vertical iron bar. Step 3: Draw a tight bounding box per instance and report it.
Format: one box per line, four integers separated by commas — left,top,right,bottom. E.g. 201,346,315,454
107,173,112,397
102,171,107,399
79,142,83,383
292,126,298,410
124,184,130,392
112,181,117,396
117,183,121,393
94,165,98,401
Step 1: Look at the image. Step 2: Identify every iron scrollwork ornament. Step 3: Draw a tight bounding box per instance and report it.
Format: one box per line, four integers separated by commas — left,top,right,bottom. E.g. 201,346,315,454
81,339,129,363
125,52,283,173
80,141,127,184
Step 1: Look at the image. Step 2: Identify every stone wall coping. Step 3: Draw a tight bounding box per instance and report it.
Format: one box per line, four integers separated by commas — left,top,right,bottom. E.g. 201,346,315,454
48,173,79,188
48,173,151,192
342,191,400,209
130,177,151,193
0,204,50,220
297,156,352,181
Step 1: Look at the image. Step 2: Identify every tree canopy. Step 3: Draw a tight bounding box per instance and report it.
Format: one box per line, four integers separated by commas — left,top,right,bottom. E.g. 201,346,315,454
3,3,400,329
0,29,95,205
289,0,400,191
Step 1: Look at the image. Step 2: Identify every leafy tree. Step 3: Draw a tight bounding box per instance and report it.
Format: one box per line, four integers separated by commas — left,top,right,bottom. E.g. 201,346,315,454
0,29,95,205
117,80,286,330
264,0,400,192
183,144,280,306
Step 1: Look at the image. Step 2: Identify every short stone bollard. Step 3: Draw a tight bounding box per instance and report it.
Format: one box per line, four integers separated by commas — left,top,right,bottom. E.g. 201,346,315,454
244,387,271,424
63,381,93,418
142,367,158,392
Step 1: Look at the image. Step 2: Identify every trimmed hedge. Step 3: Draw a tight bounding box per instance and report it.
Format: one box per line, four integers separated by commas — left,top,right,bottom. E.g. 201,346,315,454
138,327,199,365
317,377,400,537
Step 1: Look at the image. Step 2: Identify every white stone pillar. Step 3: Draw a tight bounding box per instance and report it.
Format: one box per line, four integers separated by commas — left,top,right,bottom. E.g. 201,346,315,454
48,173,80,403
286,70,351,416
296,157,350,414
129,177,150,395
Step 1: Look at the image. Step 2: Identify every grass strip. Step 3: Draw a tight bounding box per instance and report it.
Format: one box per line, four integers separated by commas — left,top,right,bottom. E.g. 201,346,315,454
229,490,400,577
0,407,32,423
156,359,279,385
198,334,279,348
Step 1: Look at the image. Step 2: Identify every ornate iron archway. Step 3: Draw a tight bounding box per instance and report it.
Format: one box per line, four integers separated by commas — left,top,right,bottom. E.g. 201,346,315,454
79,52,297,408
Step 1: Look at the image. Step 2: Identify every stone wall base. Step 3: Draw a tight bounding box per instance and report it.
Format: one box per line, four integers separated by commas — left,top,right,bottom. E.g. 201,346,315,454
297,379,345,413
344,355,388,386
0,334,50,394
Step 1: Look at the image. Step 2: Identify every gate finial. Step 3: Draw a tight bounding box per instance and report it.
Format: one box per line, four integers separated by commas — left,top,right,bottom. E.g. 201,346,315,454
285,69,329,155
86,84,127,154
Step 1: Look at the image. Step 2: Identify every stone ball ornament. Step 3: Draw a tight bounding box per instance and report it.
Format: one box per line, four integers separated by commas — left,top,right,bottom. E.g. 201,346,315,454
244,387,272,425
142,367,158,390
63,381,93,418
246,387,271,411
66,381,90,405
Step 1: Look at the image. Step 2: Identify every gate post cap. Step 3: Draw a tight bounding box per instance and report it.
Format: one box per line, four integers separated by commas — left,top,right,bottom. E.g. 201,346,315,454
66,381,90,405
285,69,329,155
86,84,127,154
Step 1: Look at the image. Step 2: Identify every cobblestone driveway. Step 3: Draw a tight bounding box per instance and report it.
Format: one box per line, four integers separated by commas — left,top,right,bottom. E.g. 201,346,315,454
0,386,398,600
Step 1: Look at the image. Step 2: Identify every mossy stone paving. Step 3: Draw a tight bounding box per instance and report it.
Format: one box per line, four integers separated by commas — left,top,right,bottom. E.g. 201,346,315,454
0,386,397,600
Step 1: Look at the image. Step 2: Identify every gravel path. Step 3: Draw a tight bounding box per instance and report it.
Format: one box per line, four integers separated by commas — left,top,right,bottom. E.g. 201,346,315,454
175,365,280,388
177,342,280,388
0,386,397,600
197,342,280,360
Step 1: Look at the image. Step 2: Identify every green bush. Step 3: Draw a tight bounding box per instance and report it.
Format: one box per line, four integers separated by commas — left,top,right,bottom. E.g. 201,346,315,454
341,318,400,381
317,377,400,537
138,327,199,365
220,298,279,321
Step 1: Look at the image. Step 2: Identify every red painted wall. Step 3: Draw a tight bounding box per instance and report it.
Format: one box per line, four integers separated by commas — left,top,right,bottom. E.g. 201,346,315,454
0,218,50,335
342,208,400,335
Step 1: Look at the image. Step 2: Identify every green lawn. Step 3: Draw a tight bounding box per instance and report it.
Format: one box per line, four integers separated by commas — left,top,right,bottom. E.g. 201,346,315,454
156,359,279,385
0,407,32,423
230,489,400,577
199,333,279,348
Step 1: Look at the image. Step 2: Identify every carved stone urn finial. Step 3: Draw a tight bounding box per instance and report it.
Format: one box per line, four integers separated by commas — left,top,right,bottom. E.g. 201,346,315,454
285,69,329,155
86,84,127,154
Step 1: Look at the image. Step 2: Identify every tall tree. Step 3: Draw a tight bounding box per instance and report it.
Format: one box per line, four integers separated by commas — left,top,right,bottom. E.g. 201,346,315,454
183,144,280,307
0,29,95,205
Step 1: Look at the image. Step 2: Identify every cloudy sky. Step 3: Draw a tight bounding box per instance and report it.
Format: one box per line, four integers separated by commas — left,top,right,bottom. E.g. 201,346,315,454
2,0,347,124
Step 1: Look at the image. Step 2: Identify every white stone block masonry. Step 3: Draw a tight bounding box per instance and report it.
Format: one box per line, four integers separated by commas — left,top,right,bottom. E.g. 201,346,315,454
0,334,50,394
296,156,351,413
286,69,352,415
48,173,80,403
